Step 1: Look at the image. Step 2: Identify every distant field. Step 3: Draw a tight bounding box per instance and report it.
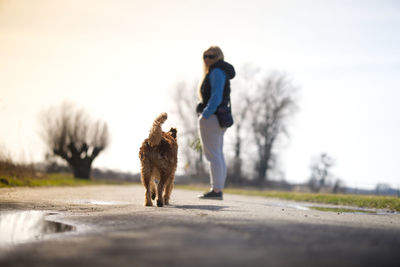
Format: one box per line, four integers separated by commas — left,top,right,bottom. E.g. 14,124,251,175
1,175,399,212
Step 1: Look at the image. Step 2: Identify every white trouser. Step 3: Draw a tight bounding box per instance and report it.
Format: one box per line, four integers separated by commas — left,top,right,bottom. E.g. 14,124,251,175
198,115,227,191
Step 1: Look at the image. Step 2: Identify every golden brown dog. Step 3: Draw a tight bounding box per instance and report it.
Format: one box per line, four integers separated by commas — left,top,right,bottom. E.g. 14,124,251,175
139,113,178,207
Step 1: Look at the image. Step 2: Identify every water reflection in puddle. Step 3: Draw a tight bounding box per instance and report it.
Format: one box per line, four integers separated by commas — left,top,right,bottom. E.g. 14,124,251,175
72,200,128,205
264,201,310,211
0,211,75,246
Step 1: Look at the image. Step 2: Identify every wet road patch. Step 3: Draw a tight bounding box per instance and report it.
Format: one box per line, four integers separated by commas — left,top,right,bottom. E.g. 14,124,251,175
0,211,75,246
71,200,129,205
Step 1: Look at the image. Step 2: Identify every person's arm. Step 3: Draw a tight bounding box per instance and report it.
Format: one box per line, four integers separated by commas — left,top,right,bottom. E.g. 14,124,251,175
201,68,226,119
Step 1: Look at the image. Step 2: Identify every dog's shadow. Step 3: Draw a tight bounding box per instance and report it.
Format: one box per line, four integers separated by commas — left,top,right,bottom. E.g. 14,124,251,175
173,205,228,211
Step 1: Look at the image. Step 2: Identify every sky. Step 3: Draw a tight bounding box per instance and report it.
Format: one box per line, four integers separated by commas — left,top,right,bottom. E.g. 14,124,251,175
1,0,399,189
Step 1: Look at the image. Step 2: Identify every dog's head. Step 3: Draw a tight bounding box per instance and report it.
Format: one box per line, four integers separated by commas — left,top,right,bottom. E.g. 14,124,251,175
168,128,177,139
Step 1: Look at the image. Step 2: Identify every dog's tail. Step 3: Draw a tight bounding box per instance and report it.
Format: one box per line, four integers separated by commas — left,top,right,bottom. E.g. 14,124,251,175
147,112,168,147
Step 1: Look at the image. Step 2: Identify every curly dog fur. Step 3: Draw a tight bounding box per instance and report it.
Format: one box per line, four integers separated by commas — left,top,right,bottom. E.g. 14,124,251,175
139,113,178,207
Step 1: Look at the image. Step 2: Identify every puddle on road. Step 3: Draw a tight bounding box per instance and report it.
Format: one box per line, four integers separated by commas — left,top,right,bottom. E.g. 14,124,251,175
71,200,128,205
265,201,311,211
0,211,75,246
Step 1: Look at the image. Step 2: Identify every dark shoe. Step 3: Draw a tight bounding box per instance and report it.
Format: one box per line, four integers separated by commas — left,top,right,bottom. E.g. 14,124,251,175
198,190,223,200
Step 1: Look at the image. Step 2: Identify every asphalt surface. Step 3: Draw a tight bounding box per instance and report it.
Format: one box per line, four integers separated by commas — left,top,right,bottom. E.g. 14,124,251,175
0,185,399,267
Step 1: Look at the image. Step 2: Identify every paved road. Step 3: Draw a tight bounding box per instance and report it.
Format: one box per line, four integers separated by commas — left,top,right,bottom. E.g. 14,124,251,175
0,185,399,267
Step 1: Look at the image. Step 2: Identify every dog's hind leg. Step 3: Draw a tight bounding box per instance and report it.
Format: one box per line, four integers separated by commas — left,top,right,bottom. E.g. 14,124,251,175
150,180,156,200
150,169,159,200
156,179,165,207
163,174,175,205
141,166,153,207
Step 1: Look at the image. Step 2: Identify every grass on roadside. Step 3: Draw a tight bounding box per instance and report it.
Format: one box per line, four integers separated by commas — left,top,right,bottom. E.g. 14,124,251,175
224,188,400,212
176,185,400,212
308,207,377,214
0,173,133,188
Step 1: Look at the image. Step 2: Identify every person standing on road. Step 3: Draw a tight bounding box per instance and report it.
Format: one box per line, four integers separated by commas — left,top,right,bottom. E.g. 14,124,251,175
196,46,235,200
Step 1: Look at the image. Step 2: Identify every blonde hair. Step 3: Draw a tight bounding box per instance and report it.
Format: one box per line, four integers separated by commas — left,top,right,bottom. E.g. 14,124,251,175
203,46,224,74
199,46,225,102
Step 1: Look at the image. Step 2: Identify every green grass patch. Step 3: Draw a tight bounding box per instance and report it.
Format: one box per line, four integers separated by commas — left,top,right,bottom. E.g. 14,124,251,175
309,207,377,214
223,189,400,212
0,173,132,188
176,185,400,212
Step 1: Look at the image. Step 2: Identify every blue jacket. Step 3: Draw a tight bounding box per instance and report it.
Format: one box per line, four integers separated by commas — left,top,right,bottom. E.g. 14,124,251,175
197,60,235,119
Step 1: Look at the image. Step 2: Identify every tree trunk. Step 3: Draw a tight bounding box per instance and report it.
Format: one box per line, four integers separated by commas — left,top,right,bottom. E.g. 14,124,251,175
231,125,243,185
72,161,92,179
257,142,272,187
257,159,267,187
195,150,205,177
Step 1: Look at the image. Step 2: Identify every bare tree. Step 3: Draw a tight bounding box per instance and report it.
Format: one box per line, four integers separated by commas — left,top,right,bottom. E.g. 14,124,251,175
332,178,345,194
308,153,334,192
39,102,109,179
228,99,251,185
172,81,206,178
227,64,259,185
250,73,298,186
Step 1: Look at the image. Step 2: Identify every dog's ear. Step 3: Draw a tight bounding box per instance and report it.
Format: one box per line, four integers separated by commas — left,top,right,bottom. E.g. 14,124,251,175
168,128,177,139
